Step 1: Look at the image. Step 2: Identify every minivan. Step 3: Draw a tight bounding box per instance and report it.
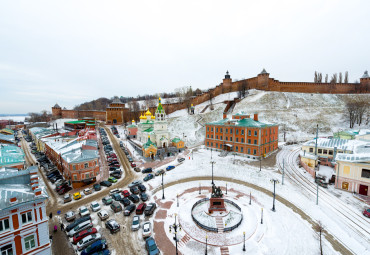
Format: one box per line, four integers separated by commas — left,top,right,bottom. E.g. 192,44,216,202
67,220,93,237
65,215,91,232
136,203,147,215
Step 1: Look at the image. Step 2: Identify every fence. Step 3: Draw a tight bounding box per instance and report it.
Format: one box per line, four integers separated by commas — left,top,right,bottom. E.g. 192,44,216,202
191,198,218,232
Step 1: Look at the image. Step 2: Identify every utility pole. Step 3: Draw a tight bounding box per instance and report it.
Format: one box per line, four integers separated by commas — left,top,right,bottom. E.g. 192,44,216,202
161,172,165,199
249,191,251,205
282,159,285,185
199,182,201,194
210,161,216,185
270,178,279,211
261,208,263,224
316,183,319,205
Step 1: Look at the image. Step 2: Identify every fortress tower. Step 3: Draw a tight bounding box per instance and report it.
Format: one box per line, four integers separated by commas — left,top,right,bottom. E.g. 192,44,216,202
360,70,370,93
257,68,270,90
52,103,62,118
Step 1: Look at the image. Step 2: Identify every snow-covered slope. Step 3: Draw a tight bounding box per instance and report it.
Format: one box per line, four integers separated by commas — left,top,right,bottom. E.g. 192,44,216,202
167,90,370,146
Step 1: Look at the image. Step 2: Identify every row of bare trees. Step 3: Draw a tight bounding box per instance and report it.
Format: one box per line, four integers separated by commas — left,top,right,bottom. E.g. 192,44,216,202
314,71,349,83
26,111,52,123
345,96,369,128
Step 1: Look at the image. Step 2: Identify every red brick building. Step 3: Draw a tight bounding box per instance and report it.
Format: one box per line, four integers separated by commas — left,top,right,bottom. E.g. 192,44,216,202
205,113,278,158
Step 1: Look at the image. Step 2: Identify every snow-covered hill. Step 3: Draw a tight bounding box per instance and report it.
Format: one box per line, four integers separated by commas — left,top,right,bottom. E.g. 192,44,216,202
167,90,370,146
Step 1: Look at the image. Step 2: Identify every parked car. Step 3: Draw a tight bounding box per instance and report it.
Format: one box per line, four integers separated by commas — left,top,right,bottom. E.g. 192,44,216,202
138,184,146,192
111,193,123,201
140,193,148,201
131,162,136,167
81,239,108,255
128,180,142,188
97,210,109,221
105,219,120,234
64,211,76,222
142,221,152,238
110,202,123,213
145,237,160,255
122,190,130,197
136,203,147,215
73,192,82,200
77,233,102,251
131,216,140,231
93,184,101,191
363,208,370,218
73,228,98,244
84,188,93,195
110,172,121,179
90,202,101,212
134,167,141,172
102,196,113,205
58,186,72,195
100,181,112,187
65,216,91,232
121,198,131,207
128,194,140,203
67,220,93,237
79,206,90,217
130,186,140,195
177,157,185,163
166,165,175,171
124,204,136,216
127,157,133,162
143,174,154,182
108,177,117,183
64,193,72,203
109,166,119,171
154,169,165,176
144,203,157,216
142,168,152,174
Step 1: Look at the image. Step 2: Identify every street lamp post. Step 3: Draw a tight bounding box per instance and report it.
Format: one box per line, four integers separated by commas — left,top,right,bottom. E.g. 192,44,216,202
199,182,201,194
249,191,251,205
205,235,208,255
261,208,263,224
210,161,216,185
270,178,279,211
226,182,227,195
211,148,213,159
160,172,165,199
243,231,246,251
169,213,181,255
177,194,179,207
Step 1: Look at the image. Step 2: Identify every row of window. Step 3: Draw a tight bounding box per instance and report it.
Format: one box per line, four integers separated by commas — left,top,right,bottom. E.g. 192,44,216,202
0,211,34,234
207,126,277,136
72,160,98,171
206,142,277,153
73,171,96,181
309,148,334,155
0,233,37,254
207,135,276,145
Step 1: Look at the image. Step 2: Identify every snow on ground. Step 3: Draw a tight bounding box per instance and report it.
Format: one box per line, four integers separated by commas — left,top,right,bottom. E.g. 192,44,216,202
49,118,78,128
145,147,369,254
317,165,335,182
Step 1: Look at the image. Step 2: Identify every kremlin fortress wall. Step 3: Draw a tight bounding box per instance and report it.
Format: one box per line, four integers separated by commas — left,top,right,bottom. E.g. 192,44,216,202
52,70,370,123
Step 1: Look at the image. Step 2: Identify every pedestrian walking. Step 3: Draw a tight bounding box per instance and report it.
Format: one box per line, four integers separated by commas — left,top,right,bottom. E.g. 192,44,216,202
49,212,52,219
53,225,57,232
60,223,64,231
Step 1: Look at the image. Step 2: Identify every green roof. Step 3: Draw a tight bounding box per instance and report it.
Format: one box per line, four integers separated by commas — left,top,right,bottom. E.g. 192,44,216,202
65,121,86,124
206,118,276,128
143,137,157,149
172,138,181,143
143,127,154,133
156,98,164,114
127,125,137,128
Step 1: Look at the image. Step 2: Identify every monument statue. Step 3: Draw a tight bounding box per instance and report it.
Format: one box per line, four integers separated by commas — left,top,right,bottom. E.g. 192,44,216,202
211,183,223,198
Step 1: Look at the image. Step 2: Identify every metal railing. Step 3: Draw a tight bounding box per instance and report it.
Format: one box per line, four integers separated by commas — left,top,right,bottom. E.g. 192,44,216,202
191,198,218,232
224,214,243,232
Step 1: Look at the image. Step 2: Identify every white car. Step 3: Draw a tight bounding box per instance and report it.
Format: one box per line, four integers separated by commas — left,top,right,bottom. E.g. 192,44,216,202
109,188,121,195
90,202,101,212
64,211,76,222
142,221,152,238
128,180,142,188
67,221,93,237
131,216,140,231
83,188,92,195
77,233,102,251
79,206,90,217
97,210,109,221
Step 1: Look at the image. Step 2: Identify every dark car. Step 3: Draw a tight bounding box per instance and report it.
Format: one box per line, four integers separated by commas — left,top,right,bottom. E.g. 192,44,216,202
65,216,92,232
128,194,140,203
177,157,185,163
111,193,123,201
142,168,152,174
110,172,121,179
127,157,133,162
105,219,120,234
144,203,157,216
108,161,119,166
130,186,140,195
81,239,108,255
100,181,112,187
140,193,148,201
138,184,146,192
109,167,119,171
166,165,175,171
121,198,131,207
57,186,72,195
124,204,136,216
145,237,160,255
93,184,101,191
143,174,154,182
363,208,370,218
56,183,68,192
110,202,123,213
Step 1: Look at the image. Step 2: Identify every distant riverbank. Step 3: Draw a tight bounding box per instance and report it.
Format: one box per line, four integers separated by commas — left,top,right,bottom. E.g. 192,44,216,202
0,115,29,122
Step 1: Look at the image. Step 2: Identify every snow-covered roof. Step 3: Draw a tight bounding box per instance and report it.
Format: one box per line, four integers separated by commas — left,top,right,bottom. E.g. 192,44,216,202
302,138,367,151
207,117,276,128
0,144,25,167
299,151,318,160
0,134,15,144
362,70,369,78
336,142,370,163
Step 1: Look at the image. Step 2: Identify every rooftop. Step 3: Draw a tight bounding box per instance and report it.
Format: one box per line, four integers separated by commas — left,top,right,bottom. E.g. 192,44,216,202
206,117,276,128
0,144,25,167
0,134,15,144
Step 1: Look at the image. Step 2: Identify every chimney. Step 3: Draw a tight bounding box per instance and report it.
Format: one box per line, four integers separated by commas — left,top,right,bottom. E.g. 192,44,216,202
10,197,17,203
223,113,227,119
254,113,258,121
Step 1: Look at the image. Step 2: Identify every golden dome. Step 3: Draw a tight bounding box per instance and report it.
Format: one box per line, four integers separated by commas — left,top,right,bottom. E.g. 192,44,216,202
139,114,145,119
132,119,135,122
151,115,155,119
145,110,152,116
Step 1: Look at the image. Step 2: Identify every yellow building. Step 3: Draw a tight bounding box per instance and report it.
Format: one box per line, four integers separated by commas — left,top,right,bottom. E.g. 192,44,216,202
142,136,157,159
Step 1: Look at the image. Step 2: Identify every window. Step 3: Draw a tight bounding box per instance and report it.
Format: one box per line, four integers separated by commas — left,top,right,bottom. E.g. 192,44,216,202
236,129,239,135
85,173,90,179
216,144,218,148
328,150,333,155
21,211,32,224
207,135,209,138
207,142,209,146
236,138,239,142
241,138,244,143
220,128,223,132
361,169,370,178
216,135,218,139
241,130,244,135
254,131,257,136
248,148,251,154
323,149,327,154
207,127,209,131
211,128,213,131
84,163,88,168
73,165,76,170
241,147,244,152
236,146,238,152
24,235,35,251
248,139,251,144
211,135,213,138
226,137,228,141
216,128,218,132
74,175,78,181
211,142,213,147
226,129,228,134
230,129,232,134
253,149,256,155
0,218,10,232
309,148,313,153
220,136,223,140
254,140,257,145
230,137,233,142
1,244,13,255
248,130,251,136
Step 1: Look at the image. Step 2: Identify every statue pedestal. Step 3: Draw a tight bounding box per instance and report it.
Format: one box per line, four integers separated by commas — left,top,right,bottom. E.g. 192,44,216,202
208,197,227,214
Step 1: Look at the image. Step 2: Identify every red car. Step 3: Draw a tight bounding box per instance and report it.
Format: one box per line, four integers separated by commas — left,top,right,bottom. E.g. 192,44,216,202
131,163,136,167
108,155,117,159
72,228,97,244
109,153,117,158
122,190,130,198
363,208,370,218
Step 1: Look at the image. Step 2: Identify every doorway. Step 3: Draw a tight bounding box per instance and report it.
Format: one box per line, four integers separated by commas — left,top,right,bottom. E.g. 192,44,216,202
359,184,368,196
113,119,117,124
342,182,349,190
163,142,166,148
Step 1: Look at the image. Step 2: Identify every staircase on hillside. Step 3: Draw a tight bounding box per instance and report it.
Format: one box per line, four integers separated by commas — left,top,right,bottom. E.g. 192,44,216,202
215,217,224,233
219,150,229,157
220,247,230,255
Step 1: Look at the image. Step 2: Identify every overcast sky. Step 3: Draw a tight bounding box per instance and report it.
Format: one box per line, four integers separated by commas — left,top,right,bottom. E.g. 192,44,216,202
0,0,369,114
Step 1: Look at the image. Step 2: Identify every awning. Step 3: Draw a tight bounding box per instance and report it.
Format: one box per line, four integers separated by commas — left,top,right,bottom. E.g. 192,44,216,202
224,144,233,148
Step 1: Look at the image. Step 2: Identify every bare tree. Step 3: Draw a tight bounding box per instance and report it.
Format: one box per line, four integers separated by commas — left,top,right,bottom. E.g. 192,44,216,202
318,73,322,83
344,71,349,83
314,221,324,255
325,74,328,83
339,72,343,83
344,97,369,128
314,71,318,83
330,73,337,83
237,80,248,99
